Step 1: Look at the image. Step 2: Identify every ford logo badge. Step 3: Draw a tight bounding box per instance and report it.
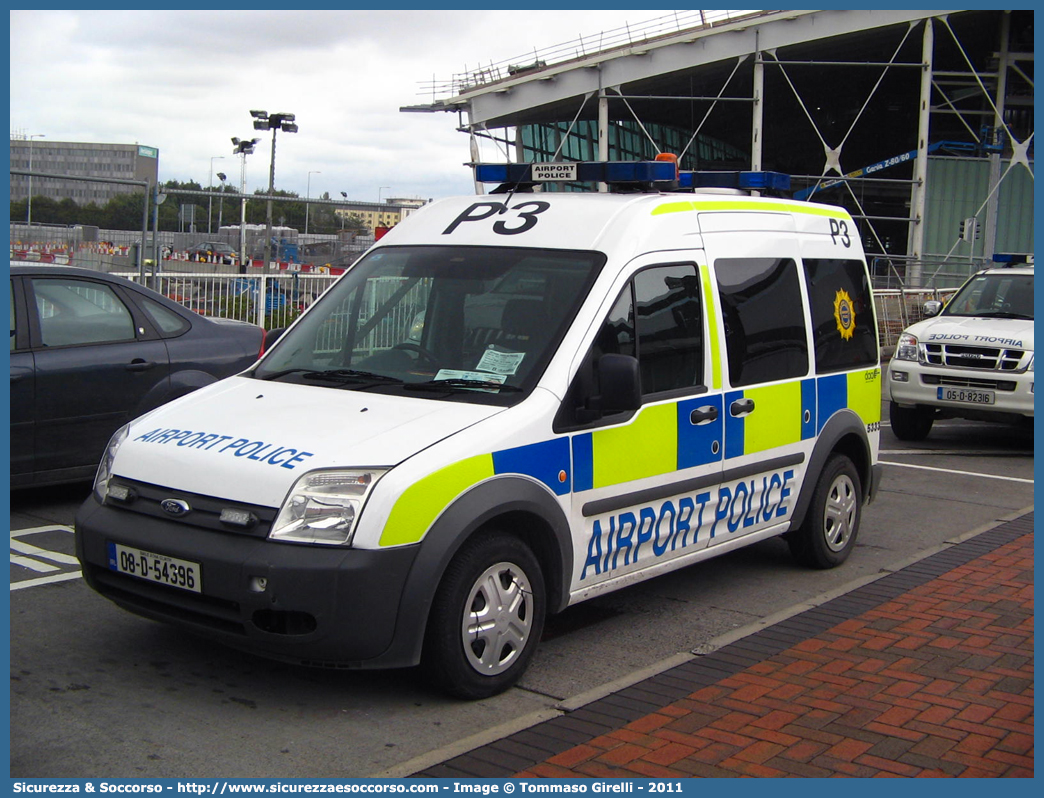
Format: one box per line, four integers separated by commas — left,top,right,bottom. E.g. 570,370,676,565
161,498,191,517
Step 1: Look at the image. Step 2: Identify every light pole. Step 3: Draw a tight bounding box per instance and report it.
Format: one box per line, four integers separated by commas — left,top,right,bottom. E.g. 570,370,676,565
27,133,45,226
378,186,390,203
305,170,321,236
216,172,227,230
232,136,261,273
250,110,298,268
208,156,225,234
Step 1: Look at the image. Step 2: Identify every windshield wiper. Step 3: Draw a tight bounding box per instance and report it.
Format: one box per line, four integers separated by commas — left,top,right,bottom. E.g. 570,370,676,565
255,368,403,384
300,368,404,384
404,378,523,393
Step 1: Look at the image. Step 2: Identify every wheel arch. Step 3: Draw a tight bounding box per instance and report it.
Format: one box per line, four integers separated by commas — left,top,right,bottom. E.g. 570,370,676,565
380,475,572,669
791,409,873,530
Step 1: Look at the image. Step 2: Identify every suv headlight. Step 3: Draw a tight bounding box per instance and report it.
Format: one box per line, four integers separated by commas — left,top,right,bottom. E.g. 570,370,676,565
894,332,921,362
271,469,386,546
94,424,130,503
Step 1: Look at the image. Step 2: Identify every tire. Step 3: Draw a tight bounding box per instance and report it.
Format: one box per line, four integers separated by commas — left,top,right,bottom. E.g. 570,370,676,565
889,400,934,441
787,453,861,569
423,532,545,700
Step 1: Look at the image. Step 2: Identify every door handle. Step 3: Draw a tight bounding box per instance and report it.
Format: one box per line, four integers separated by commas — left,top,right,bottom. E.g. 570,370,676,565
125,359,156,372
10,370,26,383
689,405,719,425
730,397,755,417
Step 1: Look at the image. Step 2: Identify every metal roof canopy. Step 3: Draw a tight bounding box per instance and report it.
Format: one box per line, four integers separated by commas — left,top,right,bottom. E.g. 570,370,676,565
422,10,957,128
404,9,1033,289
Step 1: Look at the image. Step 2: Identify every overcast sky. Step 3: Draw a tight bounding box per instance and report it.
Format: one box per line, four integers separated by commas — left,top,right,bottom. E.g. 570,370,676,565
10,9,672,204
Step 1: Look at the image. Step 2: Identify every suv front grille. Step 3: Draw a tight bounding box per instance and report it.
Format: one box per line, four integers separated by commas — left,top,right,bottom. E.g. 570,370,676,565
921,374,1018,391
923,343,1027,371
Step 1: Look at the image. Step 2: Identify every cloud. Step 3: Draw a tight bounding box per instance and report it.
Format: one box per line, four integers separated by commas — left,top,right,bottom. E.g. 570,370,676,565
11,9,663,201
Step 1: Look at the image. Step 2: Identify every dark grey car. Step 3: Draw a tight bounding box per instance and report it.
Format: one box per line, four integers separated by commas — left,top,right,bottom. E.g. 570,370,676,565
10,264,265,487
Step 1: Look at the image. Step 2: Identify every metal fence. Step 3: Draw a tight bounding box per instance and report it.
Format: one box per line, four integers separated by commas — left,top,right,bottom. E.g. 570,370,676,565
117,272,340,330
113,271,947,350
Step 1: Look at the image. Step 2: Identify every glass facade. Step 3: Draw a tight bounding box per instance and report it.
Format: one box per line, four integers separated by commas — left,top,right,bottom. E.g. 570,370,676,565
517,119,747,191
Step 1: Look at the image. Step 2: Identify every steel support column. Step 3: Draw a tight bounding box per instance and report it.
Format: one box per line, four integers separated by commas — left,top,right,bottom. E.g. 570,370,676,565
908,18,934,285
983,11,1011,261
751,33,764,178
598,88,609,192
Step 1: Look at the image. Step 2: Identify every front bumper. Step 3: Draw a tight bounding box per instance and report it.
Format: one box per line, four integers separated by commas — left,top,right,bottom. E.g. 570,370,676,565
887,360,1034,418
75,493,419,668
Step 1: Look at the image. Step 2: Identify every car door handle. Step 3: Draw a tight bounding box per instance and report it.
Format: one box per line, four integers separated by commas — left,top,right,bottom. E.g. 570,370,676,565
10,370,26,383
125,359,157,372
730,398,755,417
689,405,719,425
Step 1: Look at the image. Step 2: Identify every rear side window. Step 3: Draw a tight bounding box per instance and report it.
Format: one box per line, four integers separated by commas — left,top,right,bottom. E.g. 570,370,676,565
715,258,807,387
802,258,878,373
140,297,190,336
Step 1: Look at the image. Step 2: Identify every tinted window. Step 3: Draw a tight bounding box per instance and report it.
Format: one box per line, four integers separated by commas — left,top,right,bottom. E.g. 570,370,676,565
141,296,190,336
634,265,703,395
803,258,878,373
32,278,136,347
556,264,705,429
715,258,807,387
9,284,16,352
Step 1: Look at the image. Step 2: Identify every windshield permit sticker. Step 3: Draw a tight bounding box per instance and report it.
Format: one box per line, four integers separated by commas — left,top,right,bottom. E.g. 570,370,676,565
433,370,507,391
476,346,526,376
133,428,314,470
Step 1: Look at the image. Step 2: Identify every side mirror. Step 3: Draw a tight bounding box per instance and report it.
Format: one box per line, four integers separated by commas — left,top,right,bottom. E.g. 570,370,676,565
922,300,943,318
266,327,286,344
598,354,641,415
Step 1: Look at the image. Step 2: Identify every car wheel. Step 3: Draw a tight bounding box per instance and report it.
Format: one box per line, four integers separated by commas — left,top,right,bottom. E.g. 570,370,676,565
889,401,934,441
787,453,861,569
423,532,545,700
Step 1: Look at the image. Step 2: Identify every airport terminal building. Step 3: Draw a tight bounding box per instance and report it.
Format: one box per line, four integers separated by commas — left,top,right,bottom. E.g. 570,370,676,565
405,9,1034,286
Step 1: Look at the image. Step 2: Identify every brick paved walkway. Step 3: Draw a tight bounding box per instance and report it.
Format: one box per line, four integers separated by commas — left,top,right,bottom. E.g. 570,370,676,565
415,513,1033,778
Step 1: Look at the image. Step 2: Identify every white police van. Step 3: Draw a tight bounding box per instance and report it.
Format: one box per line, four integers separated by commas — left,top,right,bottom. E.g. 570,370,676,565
887,262,1033,440
76,160,883,698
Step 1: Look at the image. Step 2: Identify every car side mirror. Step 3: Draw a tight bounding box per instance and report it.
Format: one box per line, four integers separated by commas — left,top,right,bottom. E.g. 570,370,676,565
598,354,642,415
923,300,942,318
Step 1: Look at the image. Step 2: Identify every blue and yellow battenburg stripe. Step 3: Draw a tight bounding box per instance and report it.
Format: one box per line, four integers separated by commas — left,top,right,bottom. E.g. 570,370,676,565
379,369,880,546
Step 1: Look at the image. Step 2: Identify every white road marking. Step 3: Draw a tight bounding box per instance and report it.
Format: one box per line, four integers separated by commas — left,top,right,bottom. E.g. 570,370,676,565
880,460,1034,484
884,449,1032,457
11,572,83,591
10,526,81,590
10,539,80,565
10,554,59,572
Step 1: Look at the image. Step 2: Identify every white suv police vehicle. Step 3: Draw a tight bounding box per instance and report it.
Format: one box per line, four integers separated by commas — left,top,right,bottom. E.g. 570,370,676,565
76,161,883,698
888,264,1033,440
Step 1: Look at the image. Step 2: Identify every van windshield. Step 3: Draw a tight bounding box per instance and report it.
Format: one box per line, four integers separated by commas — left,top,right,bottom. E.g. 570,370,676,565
254,245,604,404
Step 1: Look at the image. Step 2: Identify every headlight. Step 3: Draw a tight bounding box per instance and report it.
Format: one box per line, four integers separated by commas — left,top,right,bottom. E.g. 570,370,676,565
94,424,130,503
270,469,386,546
894,332,921,362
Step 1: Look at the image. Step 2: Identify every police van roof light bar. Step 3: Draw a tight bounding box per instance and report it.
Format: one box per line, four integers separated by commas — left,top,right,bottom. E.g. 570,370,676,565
474,161,678,186
473,160,791,194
